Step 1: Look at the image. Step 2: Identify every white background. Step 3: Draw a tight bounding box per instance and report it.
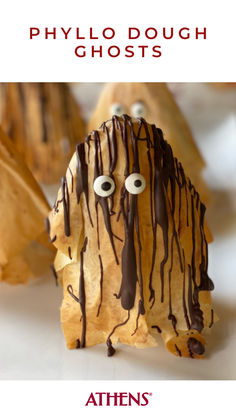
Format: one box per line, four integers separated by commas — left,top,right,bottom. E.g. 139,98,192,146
0,0,236,418
0,381,234,418
0,0,235,81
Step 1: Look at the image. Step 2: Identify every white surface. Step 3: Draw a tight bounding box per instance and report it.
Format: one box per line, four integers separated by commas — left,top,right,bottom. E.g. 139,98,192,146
0,83,236,380
0,277,235,380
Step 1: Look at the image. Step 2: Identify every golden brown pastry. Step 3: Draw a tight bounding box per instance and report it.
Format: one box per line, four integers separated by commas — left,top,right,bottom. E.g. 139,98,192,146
0,83,85,184
48,115,216,358
88,82,209,204
210,82,236,90
0,127,54,284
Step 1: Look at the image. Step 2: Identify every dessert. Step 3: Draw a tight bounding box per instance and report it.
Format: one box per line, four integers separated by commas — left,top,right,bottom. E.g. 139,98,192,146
88,83,209,204
0,127,54,284
49,115,216,358
0,83,85,183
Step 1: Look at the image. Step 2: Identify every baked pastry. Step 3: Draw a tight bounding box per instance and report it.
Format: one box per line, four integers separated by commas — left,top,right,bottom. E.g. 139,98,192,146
48,115,216,358
0,83,85,184
88,82,209,204
0,127,54,284
210,83,236,89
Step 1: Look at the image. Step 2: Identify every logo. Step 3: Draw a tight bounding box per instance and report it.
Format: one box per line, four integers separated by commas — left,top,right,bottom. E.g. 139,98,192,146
85,392,152,407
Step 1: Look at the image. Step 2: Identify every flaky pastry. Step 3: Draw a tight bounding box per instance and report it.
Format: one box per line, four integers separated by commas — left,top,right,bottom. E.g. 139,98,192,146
0,127,54,284
49,115,216,358
0,83,85,183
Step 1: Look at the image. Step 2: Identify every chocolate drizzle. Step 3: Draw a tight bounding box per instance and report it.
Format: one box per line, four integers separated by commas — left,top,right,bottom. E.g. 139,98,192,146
57,115,215,354
67,237,88,348
175,344,182,357
168,234,178,336
45,217,50,236
116,116,149,312
182,250,191,329
50,264,58,286
151,325,162,333
76,143,93,226
96,254,103,317
188,264,204,332
78,237,88,347
151,126,169,304
68,246,72,260
107,338,116,357
68,166,74,193
97,117,212,338
93,130,119,264
67,285,80,303
119,190,139,310
131,300,145,336
187,337,205,355
106,311,130,357
61,176,70,237
209,309,214,328
199,202,214,291
135,210,145,314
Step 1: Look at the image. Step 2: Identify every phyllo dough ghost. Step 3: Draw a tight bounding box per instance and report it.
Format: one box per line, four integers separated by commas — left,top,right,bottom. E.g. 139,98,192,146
48,115,216,358
0,82,85,184
0,127,54,284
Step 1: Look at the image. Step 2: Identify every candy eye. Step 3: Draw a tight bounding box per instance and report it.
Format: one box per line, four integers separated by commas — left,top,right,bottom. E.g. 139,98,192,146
125,173,146,195
110,102,125,117
93,175,115,197
131,101,147,118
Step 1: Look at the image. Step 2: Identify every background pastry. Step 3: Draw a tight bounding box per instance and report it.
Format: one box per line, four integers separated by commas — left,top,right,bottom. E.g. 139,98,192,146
49,115,216,358
0,83,86,184
88,82,209,204
210,83,236,90
0,127,54,284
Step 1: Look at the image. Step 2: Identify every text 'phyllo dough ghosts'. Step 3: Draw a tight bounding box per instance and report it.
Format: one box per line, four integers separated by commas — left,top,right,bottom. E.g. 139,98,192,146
48,115,216,359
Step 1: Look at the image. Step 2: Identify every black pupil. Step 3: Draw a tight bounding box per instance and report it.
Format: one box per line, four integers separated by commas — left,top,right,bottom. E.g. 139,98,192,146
101,181,112,191
134,179,142,188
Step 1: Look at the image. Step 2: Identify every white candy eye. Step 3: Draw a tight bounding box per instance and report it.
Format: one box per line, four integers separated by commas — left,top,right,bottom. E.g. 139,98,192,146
125,173,146,195
110,102,125,117
93,175,115,197
131,101,147,118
